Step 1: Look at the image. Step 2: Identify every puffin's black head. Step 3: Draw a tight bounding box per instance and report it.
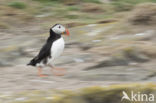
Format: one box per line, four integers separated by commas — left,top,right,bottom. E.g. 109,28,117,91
50,24,70,36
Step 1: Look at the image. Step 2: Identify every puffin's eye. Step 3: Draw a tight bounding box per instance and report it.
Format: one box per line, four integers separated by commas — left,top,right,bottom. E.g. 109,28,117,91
58,26,61,28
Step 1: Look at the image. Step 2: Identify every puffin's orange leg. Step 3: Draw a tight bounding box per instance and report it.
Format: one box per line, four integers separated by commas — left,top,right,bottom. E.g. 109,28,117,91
51,67,66,76
38,67,48,77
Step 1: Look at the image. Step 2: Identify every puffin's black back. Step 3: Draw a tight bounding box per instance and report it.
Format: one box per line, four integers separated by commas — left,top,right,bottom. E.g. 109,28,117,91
27,28,61,66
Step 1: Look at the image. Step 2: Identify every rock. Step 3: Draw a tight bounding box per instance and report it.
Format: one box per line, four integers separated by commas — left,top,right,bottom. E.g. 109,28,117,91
139,43,156,58
123,46,149,62
86,46,150,70
85,56,128,70
127,3,156,25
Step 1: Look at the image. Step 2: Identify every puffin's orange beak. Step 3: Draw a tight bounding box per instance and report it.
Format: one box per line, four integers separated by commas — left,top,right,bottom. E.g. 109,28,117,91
65,29,70,36
63,29,70,36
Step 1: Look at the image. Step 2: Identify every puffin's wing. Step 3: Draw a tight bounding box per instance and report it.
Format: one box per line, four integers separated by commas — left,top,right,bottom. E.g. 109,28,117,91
27,42,52,66
37,42,51,60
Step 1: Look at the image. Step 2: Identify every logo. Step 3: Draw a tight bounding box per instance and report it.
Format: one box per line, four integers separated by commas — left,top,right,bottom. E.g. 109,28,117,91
121,91,155,102
121,91,131,101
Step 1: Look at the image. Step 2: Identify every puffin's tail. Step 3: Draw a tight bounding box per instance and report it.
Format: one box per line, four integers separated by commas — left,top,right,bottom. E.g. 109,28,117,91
27,58,37,66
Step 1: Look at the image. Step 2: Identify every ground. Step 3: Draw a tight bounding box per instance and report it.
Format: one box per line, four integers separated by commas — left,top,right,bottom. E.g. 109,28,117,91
0,23,156,93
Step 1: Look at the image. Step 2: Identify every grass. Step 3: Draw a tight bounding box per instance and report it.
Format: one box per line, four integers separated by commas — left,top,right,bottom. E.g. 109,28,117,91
8,2,27,9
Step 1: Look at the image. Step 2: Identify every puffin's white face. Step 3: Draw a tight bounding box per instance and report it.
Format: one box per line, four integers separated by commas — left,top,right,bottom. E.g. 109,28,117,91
52,24,66,34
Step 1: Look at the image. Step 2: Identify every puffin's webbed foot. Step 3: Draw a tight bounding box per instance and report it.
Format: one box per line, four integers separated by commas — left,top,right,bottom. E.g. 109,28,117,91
51,67,66,76
38,67,48,77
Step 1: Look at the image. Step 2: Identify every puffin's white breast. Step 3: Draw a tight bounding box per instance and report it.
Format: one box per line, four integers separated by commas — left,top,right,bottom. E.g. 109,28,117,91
36,38,64,67
50,37,65,62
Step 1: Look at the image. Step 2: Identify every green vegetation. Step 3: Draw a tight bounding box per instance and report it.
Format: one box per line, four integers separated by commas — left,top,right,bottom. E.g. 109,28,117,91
8,2,27,9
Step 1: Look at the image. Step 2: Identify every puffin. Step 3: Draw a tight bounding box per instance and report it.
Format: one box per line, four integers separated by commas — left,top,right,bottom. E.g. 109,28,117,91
27,24,70,77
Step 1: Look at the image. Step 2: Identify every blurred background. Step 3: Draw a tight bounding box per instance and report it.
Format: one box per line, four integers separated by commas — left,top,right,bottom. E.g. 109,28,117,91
0,0,156,103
